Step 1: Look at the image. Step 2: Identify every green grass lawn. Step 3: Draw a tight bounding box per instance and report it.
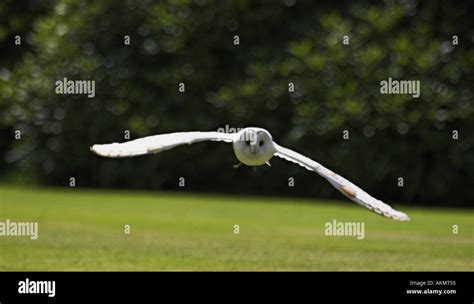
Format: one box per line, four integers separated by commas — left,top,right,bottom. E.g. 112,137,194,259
0,186,472,271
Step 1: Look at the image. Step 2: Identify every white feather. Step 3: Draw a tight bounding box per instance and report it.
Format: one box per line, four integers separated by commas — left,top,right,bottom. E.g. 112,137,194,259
273,143,410,221
90,131,235,158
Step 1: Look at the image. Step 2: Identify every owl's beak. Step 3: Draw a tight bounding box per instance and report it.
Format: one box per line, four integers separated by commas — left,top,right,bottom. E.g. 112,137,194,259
250,143,258,155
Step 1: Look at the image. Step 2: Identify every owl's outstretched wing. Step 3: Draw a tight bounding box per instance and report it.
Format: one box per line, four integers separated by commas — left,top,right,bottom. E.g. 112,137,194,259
273,143,410,221
91,131,235,158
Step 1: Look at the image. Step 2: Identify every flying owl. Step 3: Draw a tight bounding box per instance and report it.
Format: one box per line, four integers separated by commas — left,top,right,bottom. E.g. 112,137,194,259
91,127,410,221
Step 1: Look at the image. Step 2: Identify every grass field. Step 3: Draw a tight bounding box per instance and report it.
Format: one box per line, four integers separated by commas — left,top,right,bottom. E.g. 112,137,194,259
0,186,472,271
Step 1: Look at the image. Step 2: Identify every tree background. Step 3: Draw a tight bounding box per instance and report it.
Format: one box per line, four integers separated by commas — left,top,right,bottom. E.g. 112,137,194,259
1,0,473,207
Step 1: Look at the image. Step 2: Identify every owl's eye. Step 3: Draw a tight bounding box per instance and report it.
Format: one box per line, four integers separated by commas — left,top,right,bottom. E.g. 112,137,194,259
259,141,264,146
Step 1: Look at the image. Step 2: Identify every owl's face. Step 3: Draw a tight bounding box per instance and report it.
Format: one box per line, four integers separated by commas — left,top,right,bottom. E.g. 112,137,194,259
233,128,276,166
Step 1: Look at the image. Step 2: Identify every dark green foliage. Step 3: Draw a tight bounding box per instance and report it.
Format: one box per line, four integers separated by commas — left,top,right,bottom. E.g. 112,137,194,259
1,0,473,206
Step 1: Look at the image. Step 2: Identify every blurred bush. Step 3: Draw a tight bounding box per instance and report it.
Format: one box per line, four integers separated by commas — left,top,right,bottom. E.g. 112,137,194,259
1,0,473,206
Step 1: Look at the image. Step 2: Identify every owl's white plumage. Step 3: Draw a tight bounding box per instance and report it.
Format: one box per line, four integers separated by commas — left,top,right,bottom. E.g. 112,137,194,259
91,127,410,221
90,131,235,157
272,144,409,221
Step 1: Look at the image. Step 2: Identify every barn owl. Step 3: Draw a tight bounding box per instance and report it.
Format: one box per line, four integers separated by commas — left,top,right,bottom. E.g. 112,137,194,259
91,127,410,221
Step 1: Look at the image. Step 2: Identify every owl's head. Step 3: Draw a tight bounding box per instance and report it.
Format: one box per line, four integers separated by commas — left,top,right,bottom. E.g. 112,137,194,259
233,127,276,166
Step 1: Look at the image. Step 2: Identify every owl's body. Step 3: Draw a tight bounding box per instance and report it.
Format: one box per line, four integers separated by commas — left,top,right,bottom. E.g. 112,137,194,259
232,127,275,166
91,127,410,221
